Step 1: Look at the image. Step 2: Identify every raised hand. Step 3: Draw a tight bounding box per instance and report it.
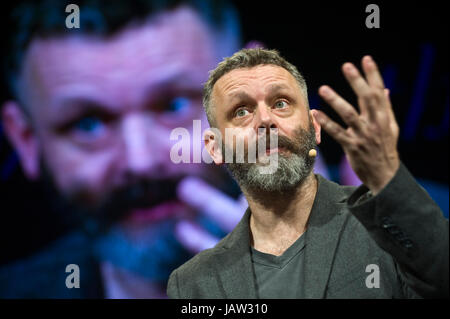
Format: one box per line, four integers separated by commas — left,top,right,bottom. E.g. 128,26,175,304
315,56,400,195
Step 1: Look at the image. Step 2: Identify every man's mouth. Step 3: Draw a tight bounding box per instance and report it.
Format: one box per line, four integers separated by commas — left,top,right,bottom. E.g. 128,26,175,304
265,145,290,155
106,177,185,226
266,147,279,155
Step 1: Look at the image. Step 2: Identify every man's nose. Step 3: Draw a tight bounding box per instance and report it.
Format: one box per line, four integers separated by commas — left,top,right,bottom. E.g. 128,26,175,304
254,103,277,134
121,114,165,176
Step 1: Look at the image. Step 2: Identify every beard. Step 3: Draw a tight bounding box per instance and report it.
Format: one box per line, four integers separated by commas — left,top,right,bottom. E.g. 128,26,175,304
224,121,317,193
36,164,193,282
38,163,184,235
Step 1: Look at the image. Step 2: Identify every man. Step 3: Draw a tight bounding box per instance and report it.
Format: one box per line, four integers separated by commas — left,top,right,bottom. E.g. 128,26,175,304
0,0,247,298
167,48,449,298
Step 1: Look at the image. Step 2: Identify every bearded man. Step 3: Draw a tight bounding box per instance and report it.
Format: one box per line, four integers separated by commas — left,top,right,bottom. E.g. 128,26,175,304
167,48,449,299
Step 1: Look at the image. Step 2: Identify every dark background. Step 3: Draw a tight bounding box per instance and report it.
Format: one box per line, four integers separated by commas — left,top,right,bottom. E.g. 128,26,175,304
0,1,448,265
229,1,449,182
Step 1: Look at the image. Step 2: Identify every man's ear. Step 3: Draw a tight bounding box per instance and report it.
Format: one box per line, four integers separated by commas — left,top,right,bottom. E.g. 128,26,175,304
1,101,40,180
310,109,322,145
204,128,223,165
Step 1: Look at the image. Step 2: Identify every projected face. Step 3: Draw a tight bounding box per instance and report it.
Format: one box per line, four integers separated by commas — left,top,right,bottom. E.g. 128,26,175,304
14,6,218,227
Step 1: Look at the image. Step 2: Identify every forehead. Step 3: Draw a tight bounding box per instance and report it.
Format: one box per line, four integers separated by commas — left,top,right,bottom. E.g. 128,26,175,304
21,6,216,109
213,64,300,99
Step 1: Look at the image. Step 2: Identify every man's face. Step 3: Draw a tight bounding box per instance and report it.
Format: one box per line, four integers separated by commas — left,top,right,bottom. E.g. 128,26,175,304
210,64,321,192
17,7,217,226
213,64,313,141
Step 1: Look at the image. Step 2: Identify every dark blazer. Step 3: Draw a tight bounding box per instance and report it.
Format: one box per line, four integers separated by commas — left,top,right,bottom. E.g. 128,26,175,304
167,163,449,298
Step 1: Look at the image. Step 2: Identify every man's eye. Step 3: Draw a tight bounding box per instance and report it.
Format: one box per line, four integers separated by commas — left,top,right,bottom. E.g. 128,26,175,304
274,100,288,109
73,116,105,135
167,97,191,113
235,108,250,117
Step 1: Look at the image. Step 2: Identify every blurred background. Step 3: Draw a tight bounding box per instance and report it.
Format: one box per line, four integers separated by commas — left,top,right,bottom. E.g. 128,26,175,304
0,0,447,298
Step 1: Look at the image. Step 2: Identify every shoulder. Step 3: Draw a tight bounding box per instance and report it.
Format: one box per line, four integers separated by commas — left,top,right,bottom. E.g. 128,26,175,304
316,174,357,198
172,233,232,279
167,238,231,298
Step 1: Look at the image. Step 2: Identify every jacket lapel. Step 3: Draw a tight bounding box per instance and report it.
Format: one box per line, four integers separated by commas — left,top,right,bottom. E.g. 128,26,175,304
302,175,351,298
214,209,258,298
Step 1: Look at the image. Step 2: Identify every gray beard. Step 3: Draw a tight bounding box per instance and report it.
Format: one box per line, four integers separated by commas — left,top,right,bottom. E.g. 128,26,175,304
224,124,317,193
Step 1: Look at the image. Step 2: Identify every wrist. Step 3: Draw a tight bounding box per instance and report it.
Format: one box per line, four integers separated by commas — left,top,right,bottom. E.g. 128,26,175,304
368,160,400,195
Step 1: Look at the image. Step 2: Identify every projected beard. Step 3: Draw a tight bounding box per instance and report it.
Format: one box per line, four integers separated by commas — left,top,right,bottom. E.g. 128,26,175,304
38,163,181,233
224,119,317,194
38,163,191,282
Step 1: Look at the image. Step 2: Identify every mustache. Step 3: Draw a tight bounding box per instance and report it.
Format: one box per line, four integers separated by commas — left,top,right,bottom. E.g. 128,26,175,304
224,131,305,159
222,124,317,167
79,176,184,225
39,162,186,231
263,125,316,155
266,133,301,154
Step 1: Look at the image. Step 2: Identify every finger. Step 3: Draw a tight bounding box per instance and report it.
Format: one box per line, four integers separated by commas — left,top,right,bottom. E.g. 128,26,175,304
175,220,219,254
318,85,362,131
314,110,352,146
342,62,372,99
177,177,243,232
361,55,385,90
342,62,380,120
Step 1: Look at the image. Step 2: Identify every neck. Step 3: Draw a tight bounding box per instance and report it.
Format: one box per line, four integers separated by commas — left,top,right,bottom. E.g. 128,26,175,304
244,172,318,256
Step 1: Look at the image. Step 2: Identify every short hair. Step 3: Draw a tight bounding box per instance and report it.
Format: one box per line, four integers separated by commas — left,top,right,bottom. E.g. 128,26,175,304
203,48,309,127
3,0,241,103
